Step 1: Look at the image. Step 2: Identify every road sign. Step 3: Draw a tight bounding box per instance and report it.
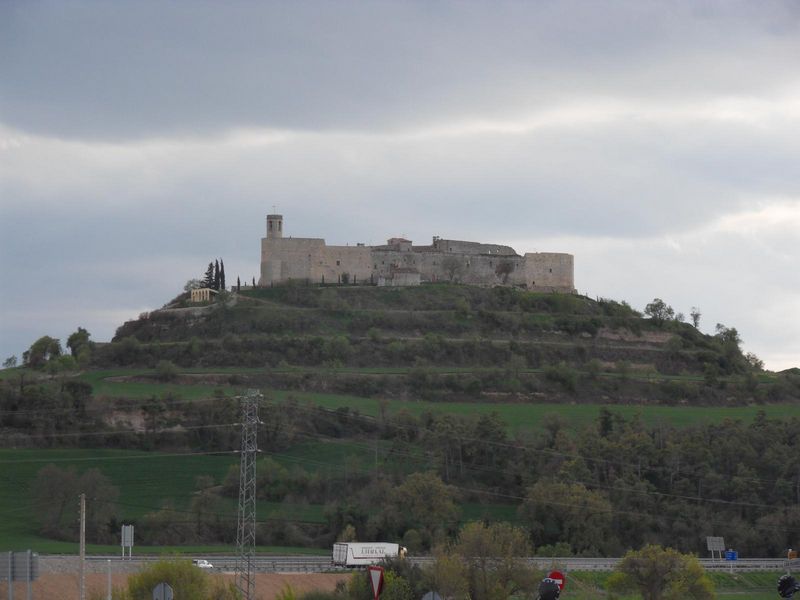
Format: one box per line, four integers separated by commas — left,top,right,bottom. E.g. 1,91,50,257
368,565,384,600
0,551,39,582
706,537,725,552
122,525,134,547
153,582,174,600
725,550,738,561
547,570,566,591
122,524,134,559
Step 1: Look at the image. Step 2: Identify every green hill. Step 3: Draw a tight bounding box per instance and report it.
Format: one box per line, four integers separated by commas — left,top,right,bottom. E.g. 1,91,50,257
2,283,799,557
100,284,796,406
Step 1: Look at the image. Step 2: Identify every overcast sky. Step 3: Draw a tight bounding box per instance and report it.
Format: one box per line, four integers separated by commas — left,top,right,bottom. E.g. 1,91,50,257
1,1,799,371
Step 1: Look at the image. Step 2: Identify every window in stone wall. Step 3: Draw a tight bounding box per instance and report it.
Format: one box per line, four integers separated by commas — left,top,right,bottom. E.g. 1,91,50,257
549,268,552,273
336,260,340,266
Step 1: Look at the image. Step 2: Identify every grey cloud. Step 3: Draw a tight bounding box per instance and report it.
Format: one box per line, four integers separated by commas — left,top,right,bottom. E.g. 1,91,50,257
2,1,799,140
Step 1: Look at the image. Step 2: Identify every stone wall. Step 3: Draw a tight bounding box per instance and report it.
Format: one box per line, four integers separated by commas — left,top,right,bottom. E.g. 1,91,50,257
432,238,518,256
259,223,574,292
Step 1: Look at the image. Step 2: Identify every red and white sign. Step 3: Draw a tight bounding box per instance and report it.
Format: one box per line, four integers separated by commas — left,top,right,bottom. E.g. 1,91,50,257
547,570,566,591
368,566,384,600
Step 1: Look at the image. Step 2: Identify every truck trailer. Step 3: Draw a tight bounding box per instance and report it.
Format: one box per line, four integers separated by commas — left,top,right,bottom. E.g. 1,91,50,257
332,542,407,567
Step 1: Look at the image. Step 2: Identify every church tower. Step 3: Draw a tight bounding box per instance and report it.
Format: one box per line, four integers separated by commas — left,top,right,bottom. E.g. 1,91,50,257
266,214,283,239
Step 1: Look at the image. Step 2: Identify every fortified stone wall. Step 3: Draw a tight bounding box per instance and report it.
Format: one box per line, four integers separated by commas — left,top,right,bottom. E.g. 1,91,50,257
432,238,518,256
258,216,575,292
520,252,575,291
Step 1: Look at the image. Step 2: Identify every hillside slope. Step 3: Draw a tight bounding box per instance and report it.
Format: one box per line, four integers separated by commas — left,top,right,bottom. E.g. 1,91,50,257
104,284,798,405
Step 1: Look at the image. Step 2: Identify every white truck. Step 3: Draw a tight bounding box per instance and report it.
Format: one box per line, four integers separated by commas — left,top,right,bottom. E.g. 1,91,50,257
332,542,407,567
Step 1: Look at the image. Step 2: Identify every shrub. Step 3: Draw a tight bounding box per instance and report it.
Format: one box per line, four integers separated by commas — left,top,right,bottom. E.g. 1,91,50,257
120,559,239,600
543,362,578,392
155,360,179,382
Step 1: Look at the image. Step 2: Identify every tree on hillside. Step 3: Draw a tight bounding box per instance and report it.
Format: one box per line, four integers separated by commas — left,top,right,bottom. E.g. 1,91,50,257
236,276,241,292
392,471,459,542
220,258,226,291
606,545,715,600
203,262,214,289
67,327,91,356
519,479,615,555
213,259,220,290
690,306,702,328
24,335,62,368
745,352,764,370
2,355,17,369
67,327,93,367
644,298,675,325
715,323,741,347
31,464,79,538
184,278,202,292
32,465,120,542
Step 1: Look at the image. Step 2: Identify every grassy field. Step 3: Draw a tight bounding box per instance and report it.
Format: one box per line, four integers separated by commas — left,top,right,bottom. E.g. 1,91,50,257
0,448,238,552
67,369,800,433
0,445,520,552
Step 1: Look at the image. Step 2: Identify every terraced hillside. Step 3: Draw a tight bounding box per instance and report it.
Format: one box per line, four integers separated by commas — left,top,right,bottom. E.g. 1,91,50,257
104,284,797,406
2,284,799,558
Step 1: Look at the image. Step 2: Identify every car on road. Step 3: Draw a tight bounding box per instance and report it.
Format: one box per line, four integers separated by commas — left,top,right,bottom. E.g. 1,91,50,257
192,559,213,569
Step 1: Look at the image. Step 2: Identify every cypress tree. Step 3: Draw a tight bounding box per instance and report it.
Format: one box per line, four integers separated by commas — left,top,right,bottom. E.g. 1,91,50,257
252,276,256,287
237,276,241,292
220,259,226,291
203,263,214,288
214,259,220,290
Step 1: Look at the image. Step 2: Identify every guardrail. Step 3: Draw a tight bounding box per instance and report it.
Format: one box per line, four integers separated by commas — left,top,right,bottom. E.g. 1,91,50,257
45,554,796,574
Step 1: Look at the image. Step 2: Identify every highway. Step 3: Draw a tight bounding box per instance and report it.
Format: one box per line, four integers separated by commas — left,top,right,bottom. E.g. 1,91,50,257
37,555,796,574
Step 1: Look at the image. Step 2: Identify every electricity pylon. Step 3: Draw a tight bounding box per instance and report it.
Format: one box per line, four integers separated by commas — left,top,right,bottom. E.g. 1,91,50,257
235,389,261,600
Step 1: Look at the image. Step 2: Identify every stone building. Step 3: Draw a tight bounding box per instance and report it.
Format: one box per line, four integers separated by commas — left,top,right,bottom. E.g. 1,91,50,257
259,214,575,292
190,288,217,303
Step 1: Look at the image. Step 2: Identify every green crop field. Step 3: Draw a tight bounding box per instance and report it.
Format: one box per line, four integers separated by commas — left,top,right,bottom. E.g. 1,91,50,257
0,448,238,551
0,444,521,552
70,369,800,434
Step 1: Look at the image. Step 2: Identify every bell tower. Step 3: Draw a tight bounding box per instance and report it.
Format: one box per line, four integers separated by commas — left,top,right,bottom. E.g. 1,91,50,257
266,214,283,239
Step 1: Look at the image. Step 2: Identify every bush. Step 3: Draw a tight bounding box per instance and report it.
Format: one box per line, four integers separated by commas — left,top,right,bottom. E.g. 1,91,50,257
155,360,179,382
118,559,239,600
543,362,578,392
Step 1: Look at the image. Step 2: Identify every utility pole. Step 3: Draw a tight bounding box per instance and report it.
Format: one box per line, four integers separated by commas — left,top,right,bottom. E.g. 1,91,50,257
235,390,261,600
79,493,86,600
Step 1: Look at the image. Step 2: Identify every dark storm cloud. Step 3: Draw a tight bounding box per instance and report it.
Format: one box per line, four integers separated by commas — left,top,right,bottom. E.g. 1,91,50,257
2,0,799,139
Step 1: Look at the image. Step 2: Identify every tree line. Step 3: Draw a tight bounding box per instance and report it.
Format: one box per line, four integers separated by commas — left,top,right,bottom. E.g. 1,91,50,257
16,391,799,558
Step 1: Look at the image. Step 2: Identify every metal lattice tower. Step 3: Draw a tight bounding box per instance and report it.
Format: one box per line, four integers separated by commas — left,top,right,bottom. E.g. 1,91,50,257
235,389,261,600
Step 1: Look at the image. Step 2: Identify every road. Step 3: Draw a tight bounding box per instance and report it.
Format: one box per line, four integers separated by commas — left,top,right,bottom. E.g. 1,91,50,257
37,555,799,574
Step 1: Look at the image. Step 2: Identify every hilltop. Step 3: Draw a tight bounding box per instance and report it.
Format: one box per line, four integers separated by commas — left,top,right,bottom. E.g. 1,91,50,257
104,284,797,406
